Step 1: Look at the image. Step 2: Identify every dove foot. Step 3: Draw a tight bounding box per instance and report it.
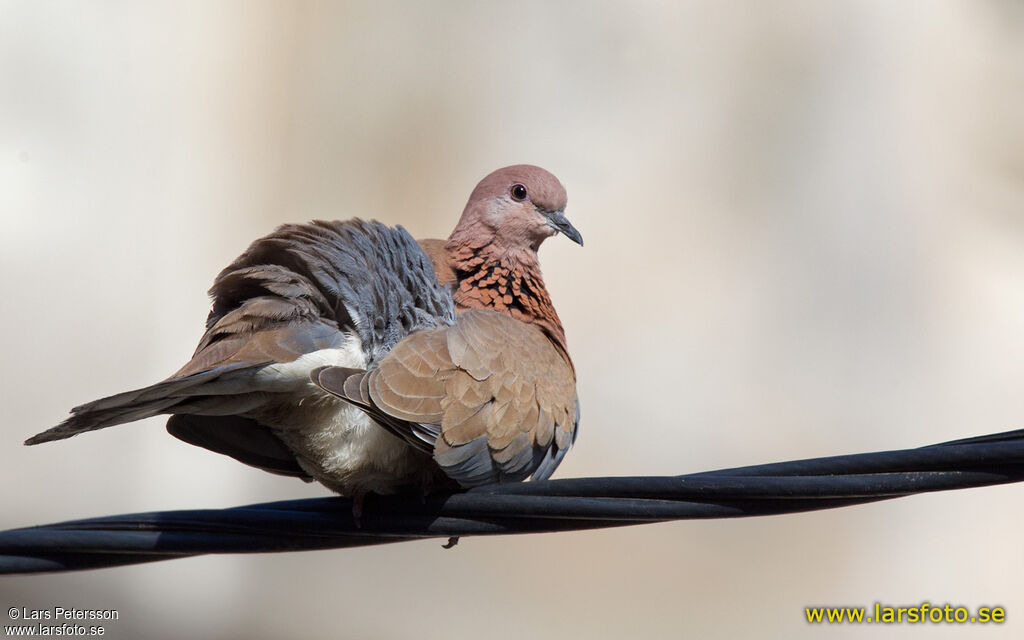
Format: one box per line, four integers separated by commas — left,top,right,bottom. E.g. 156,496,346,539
442,537,460,549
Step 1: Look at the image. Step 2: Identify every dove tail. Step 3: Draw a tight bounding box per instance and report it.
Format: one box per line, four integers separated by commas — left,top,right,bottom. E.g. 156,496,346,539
25,363,263,446
27,396,181,445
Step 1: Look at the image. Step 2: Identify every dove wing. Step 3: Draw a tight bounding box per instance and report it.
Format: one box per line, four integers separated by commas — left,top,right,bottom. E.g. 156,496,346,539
313,309,578,487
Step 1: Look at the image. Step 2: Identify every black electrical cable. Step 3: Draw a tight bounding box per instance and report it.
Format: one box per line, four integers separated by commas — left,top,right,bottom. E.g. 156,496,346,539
3,427,1024,575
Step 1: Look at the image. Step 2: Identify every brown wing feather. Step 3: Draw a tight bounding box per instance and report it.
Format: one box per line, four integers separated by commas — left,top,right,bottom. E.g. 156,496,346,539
313,309,578,486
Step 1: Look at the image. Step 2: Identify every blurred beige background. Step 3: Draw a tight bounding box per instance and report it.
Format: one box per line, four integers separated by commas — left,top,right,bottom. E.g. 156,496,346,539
3,1,1024,638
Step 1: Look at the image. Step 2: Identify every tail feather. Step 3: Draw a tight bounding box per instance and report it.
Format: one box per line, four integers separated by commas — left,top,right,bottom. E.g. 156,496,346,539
25,363,266,446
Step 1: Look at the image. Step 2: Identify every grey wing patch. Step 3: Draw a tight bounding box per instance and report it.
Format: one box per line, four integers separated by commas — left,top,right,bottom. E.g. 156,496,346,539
446,395,577,483
530,440,569,482
210,219,456,365
434,437,497,486
435,435,559,487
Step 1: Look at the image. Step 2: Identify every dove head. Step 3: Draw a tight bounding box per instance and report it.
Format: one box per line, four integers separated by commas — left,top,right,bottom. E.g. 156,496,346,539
443,165,578,358
451,165,582,253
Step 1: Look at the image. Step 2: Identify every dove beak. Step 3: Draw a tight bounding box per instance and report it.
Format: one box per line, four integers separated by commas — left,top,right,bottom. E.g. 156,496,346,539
542,209,584,246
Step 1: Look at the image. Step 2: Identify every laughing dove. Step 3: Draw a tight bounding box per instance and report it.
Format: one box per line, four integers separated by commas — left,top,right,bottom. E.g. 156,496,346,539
26,165,582,499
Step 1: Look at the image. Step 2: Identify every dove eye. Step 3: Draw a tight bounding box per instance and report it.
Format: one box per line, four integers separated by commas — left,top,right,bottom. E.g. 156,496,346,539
509,184,528,201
